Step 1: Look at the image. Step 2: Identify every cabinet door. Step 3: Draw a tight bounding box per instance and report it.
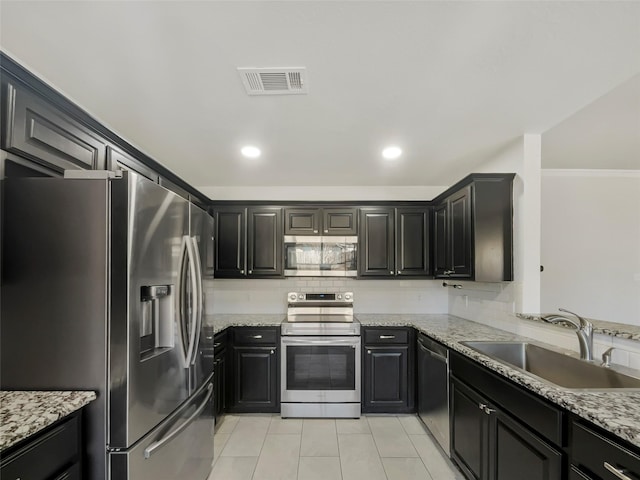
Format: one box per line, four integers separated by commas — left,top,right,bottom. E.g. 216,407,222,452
433,203,449,276
247,207,283,277
4,80,107,172
396,207,430,276
358,208,395,277
231,346,278,412
363,346,409,412
284,208,321,235
449,186,473,278
491,410,563,480
323,208,358,235
106,146,158,183
214,208,246,278
451,378,491,480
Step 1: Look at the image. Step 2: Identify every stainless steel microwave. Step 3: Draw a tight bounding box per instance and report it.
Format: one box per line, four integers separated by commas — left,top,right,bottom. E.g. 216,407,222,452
283,235,358,277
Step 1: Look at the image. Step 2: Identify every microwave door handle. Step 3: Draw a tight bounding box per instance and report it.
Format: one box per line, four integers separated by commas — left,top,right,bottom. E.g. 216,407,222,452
144,383,213,459
190,236,204,365
184,237,199,369
177,236,190,368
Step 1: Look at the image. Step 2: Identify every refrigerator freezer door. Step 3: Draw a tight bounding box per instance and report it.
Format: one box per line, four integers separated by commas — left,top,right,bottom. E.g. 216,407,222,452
109,375,215,480
109,172,192,449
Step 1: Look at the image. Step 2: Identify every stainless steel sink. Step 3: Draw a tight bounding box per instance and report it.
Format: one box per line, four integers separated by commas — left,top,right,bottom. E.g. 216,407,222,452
461,341,640,390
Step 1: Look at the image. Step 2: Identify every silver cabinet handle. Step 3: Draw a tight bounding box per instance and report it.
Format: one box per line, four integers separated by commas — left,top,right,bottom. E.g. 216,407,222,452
324,229,328,233
251,335,263,339
213,342,221,348
478,403,496,415
270,349,275,354
240,269,245,274
248,270,252,274
444,269,454,275
604,462,633,480
313,230,318,233
367,350,372,354
379,335,395,339
397,270,401,274
390,270,394,274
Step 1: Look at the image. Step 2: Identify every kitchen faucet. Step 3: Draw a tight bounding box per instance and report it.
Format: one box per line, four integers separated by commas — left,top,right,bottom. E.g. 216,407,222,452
542,308,594,361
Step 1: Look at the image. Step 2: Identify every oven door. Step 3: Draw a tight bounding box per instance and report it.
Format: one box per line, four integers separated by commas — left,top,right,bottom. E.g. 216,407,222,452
281,336,361,403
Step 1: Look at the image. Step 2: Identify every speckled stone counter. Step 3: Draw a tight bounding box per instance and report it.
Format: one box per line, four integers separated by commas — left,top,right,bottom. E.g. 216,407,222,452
204,314,285,333
0,391,96,451
357,314,640,448
517,313,640,341
205,312,640,448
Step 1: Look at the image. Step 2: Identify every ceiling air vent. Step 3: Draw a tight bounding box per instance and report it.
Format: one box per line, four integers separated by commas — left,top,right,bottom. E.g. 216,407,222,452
238,67,308,95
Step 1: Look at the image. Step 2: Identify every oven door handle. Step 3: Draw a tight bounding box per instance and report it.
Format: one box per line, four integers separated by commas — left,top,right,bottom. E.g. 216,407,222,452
281,337,360,346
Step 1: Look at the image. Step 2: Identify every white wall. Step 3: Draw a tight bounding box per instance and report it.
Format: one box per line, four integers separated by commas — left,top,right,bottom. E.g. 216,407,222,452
204,278,447,315
540,170,640,325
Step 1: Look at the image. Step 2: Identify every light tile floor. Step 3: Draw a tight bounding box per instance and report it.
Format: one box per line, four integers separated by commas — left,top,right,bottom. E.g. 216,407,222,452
209,414,465,480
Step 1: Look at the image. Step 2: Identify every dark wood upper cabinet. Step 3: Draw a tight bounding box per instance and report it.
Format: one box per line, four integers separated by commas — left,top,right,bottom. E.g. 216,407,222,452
284,208,321,235
322,208,357,235
396,207,431,276
434,175,514,282
3,80,107,172
284,207,357,235
106,146,158,183
247,207,283,277
358,207,395,277
214,207,246,278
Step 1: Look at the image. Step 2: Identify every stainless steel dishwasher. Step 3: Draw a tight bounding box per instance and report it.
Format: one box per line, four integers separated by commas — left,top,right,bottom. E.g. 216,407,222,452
417,333,450,455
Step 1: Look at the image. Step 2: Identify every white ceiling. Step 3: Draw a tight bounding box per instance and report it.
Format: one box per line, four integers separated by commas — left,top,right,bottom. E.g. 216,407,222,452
1,1,639,191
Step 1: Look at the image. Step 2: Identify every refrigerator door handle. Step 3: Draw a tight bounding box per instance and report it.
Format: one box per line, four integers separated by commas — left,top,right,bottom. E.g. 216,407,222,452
143,382,213,459
184,236,199,369
190,236,204,366
177,235,190,368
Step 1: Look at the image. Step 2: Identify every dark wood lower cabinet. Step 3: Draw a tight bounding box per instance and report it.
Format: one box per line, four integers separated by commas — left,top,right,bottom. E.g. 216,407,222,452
362,327,414,413
231,346,279,412
492,409,562,480
0,411,82,480
451,377,563,480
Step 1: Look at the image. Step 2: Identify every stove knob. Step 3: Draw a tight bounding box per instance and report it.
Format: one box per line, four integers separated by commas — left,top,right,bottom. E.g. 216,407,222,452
289,293,297,302
345,293,352,300
337,294,342,300
298,294,305,300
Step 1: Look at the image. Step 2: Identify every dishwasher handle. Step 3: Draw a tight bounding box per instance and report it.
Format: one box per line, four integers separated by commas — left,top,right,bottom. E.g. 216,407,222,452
418,337,449,364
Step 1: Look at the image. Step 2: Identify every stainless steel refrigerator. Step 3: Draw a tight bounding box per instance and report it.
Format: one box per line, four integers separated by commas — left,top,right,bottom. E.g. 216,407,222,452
1,171,215,480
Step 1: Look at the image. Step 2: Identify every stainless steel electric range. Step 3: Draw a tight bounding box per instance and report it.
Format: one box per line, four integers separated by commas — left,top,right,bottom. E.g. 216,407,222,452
280,292,361,418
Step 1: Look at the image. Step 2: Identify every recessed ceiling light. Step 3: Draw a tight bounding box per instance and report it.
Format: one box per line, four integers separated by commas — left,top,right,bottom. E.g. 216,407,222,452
382,146,402,160
241,146,261,158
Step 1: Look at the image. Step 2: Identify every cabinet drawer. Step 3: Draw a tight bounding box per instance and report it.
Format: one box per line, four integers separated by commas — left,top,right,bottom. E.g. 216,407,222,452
53,461,80,480
364,328,409,344
450,352,564,445
4,80,106,172
1,414,80,480
571,419,640,480
233,327,278,346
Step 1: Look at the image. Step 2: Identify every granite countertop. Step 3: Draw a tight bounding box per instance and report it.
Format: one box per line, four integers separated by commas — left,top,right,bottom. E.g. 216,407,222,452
517,313,640,341
0,390,96,451
207,312,640,448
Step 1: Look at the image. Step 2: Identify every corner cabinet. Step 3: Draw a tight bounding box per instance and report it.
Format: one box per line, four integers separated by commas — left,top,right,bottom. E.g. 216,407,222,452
434,174,514,282
450,352,563,480
213,206,283,278
362,327,415,413
359,207,431,278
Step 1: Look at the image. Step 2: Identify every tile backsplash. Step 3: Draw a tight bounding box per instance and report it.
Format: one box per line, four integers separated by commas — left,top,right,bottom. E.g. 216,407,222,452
204,278,447,315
